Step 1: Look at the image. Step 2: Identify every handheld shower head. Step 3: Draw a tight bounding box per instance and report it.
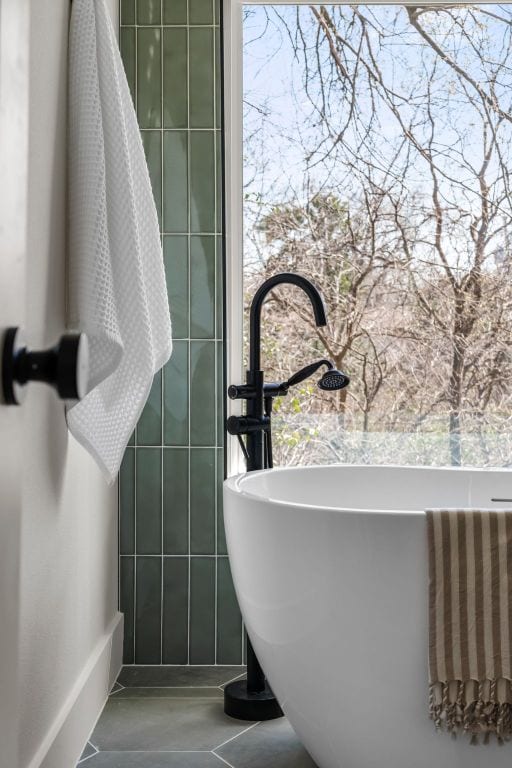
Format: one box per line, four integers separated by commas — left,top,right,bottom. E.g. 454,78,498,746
280,359,350,393
318,368,350,391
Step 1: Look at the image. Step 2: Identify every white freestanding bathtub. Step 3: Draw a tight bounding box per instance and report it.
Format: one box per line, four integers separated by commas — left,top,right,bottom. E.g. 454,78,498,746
223,465,512,768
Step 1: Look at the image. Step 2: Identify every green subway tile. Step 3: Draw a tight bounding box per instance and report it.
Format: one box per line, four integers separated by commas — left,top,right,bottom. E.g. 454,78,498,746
190,236,215,339
216,236,223,338
137,28,162,128
162,557,189,663
189,0,213,25
190,131,215,233
141,130,162,229
135,557,162,663
137,370,162,445
216,133,223,233
190,448,215,554
119,0,232,666
190,557,215,664
120,28,136,105
120,557,135,664
163,236,189,339
216,341,224,445
217,447,227,554
137,0,161,24
164,341,189,445
217,557,242,664
127,430,135,446
215,28,221,128
189,29,214,128
190,341,215,445
163,0,187,24
163,449,188,554
163,29,187,129
136,448,162,554
163,131,188,233
121,0,135,24
120,448,135,555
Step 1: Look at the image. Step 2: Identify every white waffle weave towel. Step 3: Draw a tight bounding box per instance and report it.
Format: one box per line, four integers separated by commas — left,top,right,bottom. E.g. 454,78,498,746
67,0,172,483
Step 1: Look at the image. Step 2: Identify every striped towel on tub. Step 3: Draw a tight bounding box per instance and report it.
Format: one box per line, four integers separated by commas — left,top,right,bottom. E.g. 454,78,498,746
427,509,512,742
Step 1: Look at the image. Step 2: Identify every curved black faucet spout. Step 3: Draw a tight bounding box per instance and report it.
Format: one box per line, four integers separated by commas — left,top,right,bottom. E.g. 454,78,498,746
249,272,327,372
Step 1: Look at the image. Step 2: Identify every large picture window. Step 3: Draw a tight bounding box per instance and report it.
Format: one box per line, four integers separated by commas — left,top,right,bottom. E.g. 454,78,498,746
239,3,512,467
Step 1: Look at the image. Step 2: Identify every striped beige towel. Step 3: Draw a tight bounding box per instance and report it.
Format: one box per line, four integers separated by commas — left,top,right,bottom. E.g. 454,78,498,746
427,509,512,742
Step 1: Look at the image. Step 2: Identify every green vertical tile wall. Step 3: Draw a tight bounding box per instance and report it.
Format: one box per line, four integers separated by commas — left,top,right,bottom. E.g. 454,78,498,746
119,0,240,665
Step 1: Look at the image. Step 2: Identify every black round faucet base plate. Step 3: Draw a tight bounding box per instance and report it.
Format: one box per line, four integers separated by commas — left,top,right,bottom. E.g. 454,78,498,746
224,679,284,721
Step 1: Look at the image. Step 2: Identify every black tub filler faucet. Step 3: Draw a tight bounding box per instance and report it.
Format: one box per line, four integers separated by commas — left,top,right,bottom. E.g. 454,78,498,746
224,272,350,721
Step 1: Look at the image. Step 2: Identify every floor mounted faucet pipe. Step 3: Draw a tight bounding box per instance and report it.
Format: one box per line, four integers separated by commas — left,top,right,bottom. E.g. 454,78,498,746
224,273,328,722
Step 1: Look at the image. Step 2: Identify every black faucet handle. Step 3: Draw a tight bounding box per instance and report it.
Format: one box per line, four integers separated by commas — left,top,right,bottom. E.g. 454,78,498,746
227,383,257,400
227,414,270,435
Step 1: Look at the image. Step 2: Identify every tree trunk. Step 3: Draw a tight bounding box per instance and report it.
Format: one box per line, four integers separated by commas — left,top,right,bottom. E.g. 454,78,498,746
449,410,462,466
448,322,465,466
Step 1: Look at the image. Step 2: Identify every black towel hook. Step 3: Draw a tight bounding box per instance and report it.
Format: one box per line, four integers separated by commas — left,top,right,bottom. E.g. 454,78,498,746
1,328,89,405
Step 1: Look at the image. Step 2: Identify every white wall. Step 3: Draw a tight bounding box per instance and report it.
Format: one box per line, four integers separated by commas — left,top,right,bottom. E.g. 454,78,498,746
0,1,30,765
16,1,121,766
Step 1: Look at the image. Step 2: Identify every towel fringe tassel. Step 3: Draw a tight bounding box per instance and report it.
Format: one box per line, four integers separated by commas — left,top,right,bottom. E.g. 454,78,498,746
430,679,512,743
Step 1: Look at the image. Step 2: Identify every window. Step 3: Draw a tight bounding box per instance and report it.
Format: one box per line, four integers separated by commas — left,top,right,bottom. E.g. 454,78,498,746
226,2,512,469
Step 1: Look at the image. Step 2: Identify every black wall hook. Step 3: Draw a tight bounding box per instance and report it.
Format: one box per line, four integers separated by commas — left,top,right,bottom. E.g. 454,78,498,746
2,327,89,405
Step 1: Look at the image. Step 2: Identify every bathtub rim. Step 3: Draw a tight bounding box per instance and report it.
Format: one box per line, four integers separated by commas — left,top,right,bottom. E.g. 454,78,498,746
224,463,512,516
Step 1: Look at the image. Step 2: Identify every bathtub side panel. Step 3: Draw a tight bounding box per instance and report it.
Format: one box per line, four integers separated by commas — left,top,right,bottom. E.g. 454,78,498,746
223,484,512,768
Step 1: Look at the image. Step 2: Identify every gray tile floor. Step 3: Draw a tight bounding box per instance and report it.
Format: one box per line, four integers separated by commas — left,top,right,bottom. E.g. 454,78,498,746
77,666,318,767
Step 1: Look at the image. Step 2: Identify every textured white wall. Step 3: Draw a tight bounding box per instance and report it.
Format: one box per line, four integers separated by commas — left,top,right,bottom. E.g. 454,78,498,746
17,1,119,766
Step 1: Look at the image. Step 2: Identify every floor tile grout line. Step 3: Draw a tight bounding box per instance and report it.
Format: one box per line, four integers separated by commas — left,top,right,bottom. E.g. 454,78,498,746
109,696,225,700
90,750,216,754
76,755,96,766
108,682,126,696
211,750,237,767
77,739,99,764
219,671,246,687
213,721,260,751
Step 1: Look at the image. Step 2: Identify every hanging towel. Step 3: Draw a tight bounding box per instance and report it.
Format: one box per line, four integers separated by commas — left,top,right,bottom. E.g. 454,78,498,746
66,0,172,482
427,509,512,742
